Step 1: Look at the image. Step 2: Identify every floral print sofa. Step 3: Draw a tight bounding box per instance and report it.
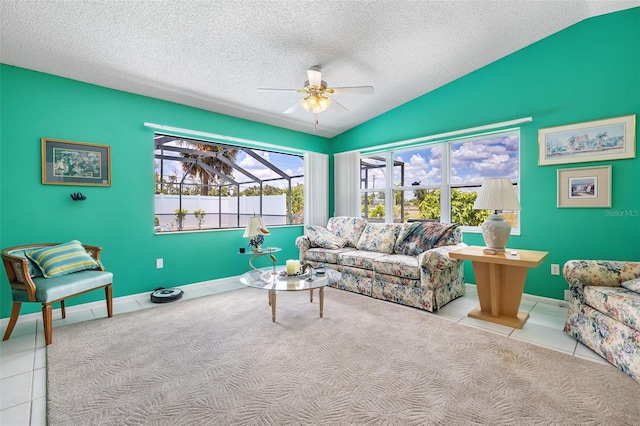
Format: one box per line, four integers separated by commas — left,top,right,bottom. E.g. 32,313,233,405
295,217,467,312
563,260,640,383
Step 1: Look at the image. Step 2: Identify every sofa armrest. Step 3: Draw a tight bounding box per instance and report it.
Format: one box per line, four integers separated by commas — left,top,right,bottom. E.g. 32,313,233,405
564,260,640,292
564,260,640,304
417,243,468,292
295,235,312,262
418,242,468,270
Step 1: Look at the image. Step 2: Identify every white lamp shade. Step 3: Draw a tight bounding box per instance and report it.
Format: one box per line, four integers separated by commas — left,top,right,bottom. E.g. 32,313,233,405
473,178,521,212
243,216,270,238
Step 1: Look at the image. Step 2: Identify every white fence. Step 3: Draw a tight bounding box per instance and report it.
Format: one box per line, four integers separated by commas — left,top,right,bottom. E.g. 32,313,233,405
154,194,287,230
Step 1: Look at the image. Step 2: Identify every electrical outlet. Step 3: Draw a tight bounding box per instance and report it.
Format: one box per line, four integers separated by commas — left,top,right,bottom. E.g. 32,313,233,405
551,264,560,275
156,258,164,269
564,290,571,301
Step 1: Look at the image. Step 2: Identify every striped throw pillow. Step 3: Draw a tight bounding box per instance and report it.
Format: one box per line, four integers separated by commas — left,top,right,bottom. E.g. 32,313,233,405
26,240,100,278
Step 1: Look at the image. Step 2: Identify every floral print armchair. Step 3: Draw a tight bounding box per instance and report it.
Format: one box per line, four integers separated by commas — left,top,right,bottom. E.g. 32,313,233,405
563,260,640,383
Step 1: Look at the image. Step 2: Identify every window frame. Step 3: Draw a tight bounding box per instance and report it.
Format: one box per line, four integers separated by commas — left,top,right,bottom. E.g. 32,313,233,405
360,129,521,234
154,133,305,233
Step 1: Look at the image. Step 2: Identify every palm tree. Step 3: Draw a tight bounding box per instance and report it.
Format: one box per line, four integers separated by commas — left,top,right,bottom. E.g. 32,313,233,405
177,140,239,196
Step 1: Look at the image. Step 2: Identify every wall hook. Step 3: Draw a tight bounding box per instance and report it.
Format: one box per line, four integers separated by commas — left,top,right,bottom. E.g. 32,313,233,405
70,192,86,201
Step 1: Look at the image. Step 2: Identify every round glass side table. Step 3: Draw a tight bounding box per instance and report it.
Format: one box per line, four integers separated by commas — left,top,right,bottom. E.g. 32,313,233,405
240,246,281,270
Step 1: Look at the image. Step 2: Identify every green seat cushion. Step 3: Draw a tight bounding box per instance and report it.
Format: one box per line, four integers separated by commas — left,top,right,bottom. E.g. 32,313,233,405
12,270,113,303
26,240,100,278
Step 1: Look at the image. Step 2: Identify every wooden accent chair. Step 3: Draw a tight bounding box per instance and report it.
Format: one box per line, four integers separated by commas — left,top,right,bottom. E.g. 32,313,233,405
1,242,113,345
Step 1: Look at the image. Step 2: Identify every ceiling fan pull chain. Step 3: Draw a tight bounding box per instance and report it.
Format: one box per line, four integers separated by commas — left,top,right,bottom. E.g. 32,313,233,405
314,114,319,132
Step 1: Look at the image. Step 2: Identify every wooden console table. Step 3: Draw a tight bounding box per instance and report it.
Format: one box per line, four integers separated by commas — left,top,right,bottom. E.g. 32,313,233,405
449,246,548,328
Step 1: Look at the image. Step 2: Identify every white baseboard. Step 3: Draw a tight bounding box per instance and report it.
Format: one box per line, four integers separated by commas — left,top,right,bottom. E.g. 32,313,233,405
0,275,242,327
1,279,566,327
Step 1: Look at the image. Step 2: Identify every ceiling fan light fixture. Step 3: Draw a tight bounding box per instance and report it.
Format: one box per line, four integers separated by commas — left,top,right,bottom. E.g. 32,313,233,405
302,93,331,114
301,96,312,111
317,95,330,112
259,66,372,127
302,94,330,113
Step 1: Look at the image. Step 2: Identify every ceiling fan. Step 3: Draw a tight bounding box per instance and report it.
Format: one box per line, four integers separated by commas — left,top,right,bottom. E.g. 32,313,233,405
257,65,374,131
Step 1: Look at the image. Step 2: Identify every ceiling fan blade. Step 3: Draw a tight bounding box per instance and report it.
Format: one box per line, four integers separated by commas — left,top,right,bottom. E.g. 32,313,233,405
328,86,374,95
307,66,322,87
328,96,348,112
257,88,305,93
283,99,303,114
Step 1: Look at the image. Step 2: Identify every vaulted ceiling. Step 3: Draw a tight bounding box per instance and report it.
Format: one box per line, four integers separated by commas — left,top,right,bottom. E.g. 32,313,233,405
1,1,637,137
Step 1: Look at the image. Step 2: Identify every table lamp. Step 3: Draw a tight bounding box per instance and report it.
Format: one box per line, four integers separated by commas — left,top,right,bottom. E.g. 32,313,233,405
473,178,521,252
243,216,270,253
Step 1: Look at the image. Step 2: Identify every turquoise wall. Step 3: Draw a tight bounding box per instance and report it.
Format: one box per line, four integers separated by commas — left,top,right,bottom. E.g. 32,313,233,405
0,65,327,317
1,8,639,319
330,8,640,300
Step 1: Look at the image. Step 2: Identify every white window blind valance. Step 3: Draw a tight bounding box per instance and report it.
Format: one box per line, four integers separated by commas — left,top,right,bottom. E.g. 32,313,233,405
334,151,361,217
304,152,329,226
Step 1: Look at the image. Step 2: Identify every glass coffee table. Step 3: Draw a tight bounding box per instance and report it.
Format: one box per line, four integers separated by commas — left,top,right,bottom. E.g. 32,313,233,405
239,266,341,322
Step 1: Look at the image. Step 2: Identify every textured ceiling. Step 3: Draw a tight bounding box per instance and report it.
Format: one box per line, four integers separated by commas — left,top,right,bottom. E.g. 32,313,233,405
1,1,638,138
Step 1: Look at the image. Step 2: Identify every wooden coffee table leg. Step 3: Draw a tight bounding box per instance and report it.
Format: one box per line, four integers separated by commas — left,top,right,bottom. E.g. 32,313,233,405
270,290,276,322
319,287,324,318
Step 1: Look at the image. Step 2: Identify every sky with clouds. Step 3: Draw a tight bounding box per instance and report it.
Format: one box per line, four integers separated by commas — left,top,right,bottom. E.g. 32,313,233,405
157,132,518,191
364,132,519,190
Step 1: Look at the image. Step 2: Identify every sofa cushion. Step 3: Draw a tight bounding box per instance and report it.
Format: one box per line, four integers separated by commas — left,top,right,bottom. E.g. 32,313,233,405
306,226,348,250
336,264,375,279
330,270,373,296
374,273,421,288
26,240,100,278
439,224,462,246
373,254,420,280
583,286,640,332
394,222,460,255
338,250,386,270
304,247,356,264
327,217,367,248
621,278,640,294
356,223,402,254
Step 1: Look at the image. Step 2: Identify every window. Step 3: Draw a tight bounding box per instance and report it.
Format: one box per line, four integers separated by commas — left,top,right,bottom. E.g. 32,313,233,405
360,155,388,221
361,130,520,232
390,146,442,223
449,132,520,230
154,134,304,232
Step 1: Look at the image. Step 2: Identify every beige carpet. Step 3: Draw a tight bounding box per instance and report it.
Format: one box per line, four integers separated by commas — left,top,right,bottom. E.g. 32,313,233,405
47,287,638,425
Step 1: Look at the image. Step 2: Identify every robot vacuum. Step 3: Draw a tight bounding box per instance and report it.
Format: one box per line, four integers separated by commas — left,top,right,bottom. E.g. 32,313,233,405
150,287,184,303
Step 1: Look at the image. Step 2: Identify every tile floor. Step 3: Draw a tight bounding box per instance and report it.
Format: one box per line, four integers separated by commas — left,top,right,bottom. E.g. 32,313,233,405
0,280,615,426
